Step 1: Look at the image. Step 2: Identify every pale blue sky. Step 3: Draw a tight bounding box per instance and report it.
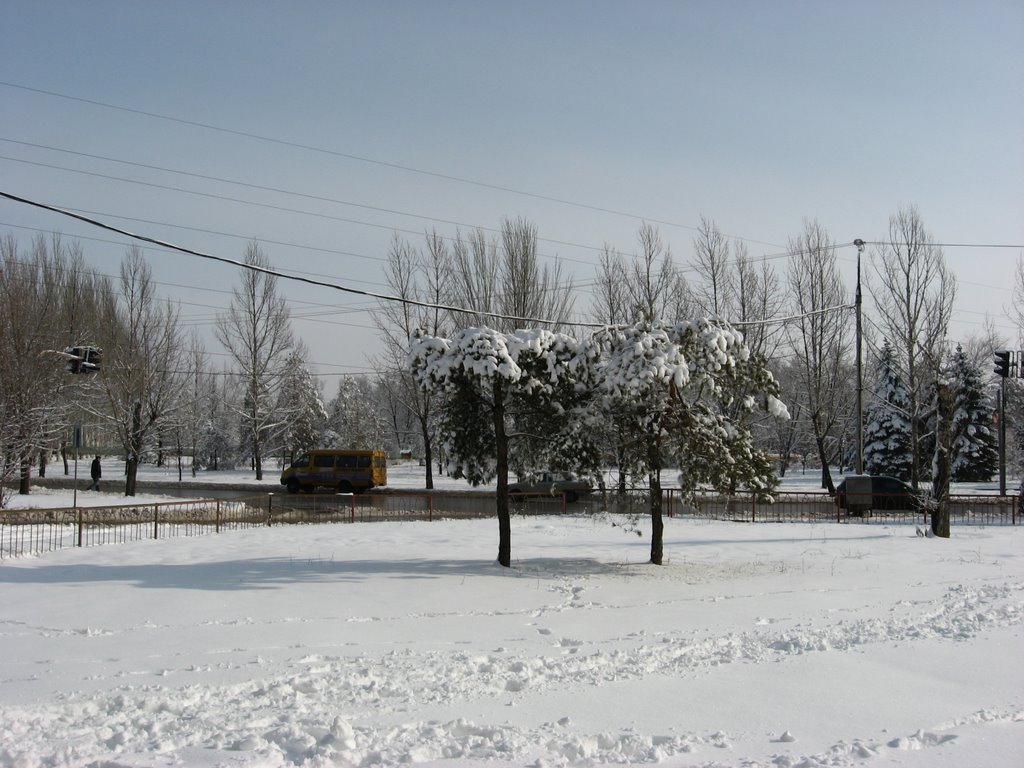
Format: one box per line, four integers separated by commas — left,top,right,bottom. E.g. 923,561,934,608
2,1,1022,384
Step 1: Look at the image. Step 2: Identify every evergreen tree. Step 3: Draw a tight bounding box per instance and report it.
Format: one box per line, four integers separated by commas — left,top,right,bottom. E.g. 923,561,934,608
327,376,388,450
276,351,327,459
863,340,913,479
197,372,237,470
949,345,998,482
411,321,786,567
411,327,599,566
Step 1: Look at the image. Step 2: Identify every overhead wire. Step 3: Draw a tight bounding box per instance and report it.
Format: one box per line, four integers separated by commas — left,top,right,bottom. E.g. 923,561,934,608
0,191,609,328
0,80,786,250
4,191,864,335
0,137,615,257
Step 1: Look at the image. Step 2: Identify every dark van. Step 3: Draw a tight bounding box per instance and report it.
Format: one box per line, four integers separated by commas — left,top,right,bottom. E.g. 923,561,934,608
835,475,927,513
281,449,387,493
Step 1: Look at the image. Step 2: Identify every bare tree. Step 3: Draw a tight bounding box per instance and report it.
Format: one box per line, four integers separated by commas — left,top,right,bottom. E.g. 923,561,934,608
214,242,294,480
590,245,631,325
731,241,785,360
960,318,1007,371
869,206,956,488
622,223,684,323
447,228,501,329
180,333,208,478
97,247,184,495
1011,256,1024,344
786,220,850,493
446,218,574,332
374,231,449,487
691,216,732,317
0,235,68,498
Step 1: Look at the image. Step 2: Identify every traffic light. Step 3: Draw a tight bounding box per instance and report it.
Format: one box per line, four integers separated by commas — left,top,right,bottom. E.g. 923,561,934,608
994,350,1012,378
64,345,102,374
65,346,82,374
80,347,101,372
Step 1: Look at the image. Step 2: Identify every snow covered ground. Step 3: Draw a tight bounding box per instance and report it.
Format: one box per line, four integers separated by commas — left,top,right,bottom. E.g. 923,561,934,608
1,498,1022,766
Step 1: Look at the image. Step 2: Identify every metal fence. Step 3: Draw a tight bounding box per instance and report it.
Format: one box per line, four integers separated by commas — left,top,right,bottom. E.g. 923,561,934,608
0,497,272,559
1,489,1018,560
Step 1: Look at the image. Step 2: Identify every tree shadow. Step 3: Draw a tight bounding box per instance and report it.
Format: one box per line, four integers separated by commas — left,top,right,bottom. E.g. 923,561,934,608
0,554,636,591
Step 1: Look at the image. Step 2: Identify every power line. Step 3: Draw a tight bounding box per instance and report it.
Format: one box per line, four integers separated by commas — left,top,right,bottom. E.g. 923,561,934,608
0,80,786,250
1,193,922,338
0,191,600,328
0,137,616,257
860,239,1024,250
0,217,597,316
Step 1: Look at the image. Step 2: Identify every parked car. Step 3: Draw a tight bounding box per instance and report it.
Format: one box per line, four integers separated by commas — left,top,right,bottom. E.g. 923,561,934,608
834,475,928,513
508,471,593,503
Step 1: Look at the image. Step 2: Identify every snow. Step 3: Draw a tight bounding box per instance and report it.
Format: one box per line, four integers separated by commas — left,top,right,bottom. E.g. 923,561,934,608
1,487,1022,766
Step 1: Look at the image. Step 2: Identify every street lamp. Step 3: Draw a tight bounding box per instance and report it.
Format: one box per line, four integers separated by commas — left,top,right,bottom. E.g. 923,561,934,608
853,239,865,475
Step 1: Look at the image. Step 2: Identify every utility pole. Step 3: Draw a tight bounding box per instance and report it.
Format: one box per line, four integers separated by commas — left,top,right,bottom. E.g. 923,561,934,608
854,239,865,475
994,349,1014,495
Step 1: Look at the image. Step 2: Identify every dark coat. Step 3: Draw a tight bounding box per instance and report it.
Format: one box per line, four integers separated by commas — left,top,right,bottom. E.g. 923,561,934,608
90,457,102,480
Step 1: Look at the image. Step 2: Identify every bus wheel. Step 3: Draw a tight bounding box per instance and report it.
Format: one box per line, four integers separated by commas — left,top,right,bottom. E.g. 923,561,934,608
286,479,300,494
339,481,353,494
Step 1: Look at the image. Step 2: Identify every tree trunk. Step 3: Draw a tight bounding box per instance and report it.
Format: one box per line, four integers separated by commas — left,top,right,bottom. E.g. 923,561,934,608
18,452,31,495
125,455,138,496
931,382,952,538
39,449,47,478
493,380,511,567
616,435,627,494
420,415,434,490
62,441,69,475
813,428,835,493
648,435,664,565
254,434,264,481
650,472,664,565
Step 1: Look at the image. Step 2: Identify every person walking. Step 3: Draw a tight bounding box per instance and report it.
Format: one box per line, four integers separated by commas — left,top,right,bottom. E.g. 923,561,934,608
87,455,102,491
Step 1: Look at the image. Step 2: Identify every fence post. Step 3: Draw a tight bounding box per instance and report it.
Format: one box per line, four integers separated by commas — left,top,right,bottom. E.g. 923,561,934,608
668,489,673,519
153,507,159,540
428,493,433,522
77,508,83,547
752,493,756,523
267,494,273,527
216,499,221,533
350,494,355,523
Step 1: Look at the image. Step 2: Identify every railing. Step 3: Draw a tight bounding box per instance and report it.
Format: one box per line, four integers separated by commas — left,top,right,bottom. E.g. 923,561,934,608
2,489,1017,560
0,496,272,559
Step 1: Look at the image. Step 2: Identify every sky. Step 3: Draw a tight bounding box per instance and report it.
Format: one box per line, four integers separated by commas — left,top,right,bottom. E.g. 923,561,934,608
1,499,1022,766
1,1,1022,392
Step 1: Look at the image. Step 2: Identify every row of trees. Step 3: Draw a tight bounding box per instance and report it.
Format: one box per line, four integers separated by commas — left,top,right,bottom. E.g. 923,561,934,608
381,208,1007,501
0,235,394,507
2,206,1015,535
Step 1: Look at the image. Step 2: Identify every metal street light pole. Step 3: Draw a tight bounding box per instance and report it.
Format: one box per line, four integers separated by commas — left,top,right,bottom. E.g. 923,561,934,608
854,239,866,475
